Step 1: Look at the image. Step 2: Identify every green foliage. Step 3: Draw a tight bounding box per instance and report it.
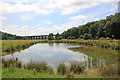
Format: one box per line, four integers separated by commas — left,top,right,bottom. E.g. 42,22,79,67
57,62,68,75
98,64,118,78
48,33,54,40
1,31,26,40
2,58,22,68
24,61,54,74
61,27,79,39
61,12,120,39
55,33,62,40
83,33,92,40
99,37,106,40
70,62,85,74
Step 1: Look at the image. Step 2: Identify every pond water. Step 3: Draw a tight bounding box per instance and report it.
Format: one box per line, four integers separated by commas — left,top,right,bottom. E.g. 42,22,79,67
3,43,118,69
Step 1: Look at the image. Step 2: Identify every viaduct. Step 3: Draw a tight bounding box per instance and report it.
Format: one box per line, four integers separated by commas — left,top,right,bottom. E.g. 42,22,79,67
23,35,49,40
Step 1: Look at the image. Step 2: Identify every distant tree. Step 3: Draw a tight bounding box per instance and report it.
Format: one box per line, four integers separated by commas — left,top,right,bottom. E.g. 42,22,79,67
83,33,92,40
55,33,61,40
48,33,54,40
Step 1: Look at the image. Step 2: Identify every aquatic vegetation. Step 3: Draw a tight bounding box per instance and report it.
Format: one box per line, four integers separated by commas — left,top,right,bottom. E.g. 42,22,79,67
57,62,68,75
98,64,118,78
69,62,85,74
24,60,54,74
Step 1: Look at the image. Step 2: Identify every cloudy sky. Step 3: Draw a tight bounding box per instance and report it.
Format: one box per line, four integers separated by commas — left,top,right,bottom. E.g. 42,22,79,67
0,0,119,36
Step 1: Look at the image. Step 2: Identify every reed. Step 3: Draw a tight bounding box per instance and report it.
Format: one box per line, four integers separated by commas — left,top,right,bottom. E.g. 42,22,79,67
97,64,118,78
24,60,54,74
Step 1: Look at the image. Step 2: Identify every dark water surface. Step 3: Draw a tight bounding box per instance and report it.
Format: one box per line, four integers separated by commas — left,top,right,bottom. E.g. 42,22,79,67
3,43,118,69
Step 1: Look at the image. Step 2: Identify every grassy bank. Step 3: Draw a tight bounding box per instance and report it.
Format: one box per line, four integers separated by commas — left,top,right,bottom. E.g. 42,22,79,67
2,40,120,55
2,58,102,78
53,39,120,50
2,40,48,55
3,68,101,78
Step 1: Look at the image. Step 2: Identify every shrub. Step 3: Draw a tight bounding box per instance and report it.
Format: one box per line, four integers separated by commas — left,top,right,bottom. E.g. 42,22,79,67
106,37,112,40
2,58,22,68
24,61,54,74
99,37,106,40
70,62,85,74
83,33,92,40
57,62,68,75
98,64,118,78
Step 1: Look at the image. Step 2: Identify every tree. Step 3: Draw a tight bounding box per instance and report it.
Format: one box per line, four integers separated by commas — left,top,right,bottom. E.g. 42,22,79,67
83,33,92,40
55,33,61,40
48,33,54,40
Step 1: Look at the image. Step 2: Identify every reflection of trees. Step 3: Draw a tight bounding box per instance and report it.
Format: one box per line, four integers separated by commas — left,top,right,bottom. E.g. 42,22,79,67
55,43,60,47
48,43,54,46
84,55,105,69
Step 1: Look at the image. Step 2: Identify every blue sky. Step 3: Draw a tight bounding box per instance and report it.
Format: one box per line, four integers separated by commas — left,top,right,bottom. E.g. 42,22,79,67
0,0,119,36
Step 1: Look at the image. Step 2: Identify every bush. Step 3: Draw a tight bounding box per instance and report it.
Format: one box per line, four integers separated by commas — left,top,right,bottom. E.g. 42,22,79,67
24,61,54,74
99,37,106,40
2,58,22,68
83,33,92,40
106,37,112,40
57,62,68,75
98,64,118,78
70,62,85,74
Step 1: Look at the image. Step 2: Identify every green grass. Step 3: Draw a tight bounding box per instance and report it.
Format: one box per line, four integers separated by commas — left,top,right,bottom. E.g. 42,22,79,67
2,40,120,56
2,68,65,78
2,68,102,78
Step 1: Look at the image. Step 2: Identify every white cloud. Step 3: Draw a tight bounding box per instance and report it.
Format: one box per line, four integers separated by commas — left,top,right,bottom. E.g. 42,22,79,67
110,3,118,12
19,14,32,21
1,0,119,3
1,22,76,36
70,15,87,21
0,2,54,15
60,2,98,15
0,1,98,15
0,16,7,20
94,18,100,21
41,20,52,24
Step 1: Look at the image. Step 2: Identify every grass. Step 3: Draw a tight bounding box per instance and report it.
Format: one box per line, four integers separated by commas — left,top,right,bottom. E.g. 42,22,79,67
2,58,102,78
2,68,65,78
2,40,48,55
1,39,120,56
3,68,102,78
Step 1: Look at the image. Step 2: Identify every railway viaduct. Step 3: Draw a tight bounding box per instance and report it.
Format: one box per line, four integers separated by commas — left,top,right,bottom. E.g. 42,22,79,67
23,35,48,40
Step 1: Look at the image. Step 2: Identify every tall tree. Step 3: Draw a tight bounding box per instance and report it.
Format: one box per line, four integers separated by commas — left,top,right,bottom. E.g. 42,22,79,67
48,33,54,40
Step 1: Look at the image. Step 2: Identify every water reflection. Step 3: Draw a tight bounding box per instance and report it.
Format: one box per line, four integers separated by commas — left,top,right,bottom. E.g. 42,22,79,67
3,43,85,69
69,44,117,69
3,43,117,69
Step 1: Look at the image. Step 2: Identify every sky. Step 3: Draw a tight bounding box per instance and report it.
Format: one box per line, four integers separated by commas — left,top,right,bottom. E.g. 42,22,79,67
0,0,119,36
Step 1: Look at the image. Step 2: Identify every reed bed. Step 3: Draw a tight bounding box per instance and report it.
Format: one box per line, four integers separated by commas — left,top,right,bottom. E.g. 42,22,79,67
2,58,118,78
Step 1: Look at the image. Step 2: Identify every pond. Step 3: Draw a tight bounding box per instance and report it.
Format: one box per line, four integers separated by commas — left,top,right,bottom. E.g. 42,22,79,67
3,43,118,69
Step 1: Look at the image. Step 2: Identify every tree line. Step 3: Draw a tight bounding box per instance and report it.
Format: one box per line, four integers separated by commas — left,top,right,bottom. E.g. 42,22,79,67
0,31,26,40
48,12,120,40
